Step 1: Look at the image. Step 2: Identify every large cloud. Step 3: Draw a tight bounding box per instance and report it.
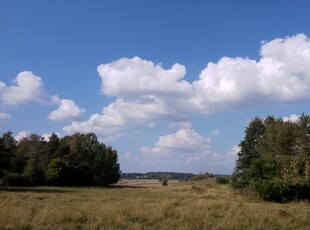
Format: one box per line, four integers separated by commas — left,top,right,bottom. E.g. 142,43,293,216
63,97,190,141
0,71,50,105
193,34,310,113
65,34,310,141
64,58,195,140
97,56,193,98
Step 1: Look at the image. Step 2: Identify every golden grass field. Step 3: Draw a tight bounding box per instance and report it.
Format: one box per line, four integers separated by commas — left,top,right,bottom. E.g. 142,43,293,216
0,179,309,230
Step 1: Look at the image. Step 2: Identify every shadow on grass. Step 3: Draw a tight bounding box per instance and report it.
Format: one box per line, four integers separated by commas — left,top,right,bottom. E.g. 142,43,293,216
108,184,144,189
0,187,74,193
0,185,145,192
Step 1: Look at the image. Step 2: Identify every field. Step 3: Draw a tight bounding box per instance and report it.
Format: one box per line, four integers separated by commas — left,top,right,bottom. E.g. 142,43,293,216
0,179,309,230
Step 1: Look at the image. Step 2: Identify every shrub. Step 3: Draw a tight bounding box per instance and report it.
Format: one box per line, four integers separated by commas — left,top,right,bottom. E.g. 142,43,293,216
255,177,310,202
1,173,30,186
162,178,168,186
216,177,229,184
190,174,208,181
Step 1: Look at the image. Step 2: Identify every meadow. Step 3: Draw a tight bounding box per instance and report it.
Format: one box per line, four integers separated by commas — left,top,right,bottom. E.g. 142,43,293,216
0,179,309,230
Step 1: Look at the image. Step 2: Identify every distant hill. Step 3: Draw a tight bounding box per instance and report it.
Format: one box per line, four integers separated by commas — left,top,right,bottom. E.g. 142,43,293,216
121,172,195,181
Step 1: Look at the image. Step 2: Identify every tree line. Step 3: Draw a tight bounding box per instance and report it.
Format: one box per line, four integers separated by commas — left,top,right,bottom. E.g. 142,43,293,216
232,114,310,202
121,172,195,181
0,132,120,186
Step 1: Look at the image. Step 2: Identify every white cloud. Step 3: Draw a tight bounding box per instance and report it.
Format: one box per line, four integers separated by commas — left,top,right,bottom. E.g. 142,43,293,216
97,56,193,99
193,34,310,113
140,128,212,159
0,112,12,121
283,114,299,123
64,57,195,141
65,34,310,141
42,132,61,141
138,127,238,173
14,131,31,142
0,73,84,123
63,97,186,141
220,145,240,164
0,71,50,105
48,97,85,121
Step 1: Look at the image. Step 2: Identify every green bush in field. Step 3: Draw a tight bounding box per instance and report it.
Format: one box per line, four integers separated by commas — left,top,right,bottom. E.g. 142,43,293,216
216,177,229,184
162,178,168,186
255,177,310,202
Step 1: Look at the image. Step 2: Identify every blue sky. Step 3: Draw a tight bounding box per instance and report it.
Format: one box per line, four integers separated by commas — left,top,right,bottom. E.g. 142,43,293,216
1,0,310,174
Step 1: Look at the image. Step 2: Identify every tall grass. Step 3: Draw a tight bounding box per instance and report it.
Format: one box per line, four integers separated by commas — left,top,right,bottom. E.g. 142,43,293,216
0,179,309,229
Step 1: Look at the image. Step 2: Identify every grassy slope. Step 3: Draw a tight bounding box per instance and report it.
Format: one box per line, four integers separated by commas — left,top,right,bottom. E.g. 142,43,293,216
0,179,309,230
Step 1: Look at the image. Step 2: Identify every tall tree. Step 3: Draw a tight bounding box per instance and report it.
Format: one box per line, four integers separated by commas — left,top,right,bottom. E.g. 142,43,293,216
0,132,17,177
232,115,310,202
232,117,266,188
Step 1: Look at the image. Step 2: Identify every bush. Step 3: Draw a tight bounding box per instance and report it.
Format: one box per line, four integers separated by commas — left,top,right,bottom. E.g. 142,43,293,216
162,178,168,186
255,177,310,202
190,174,208,181
1,173,30,186
216,177,229,184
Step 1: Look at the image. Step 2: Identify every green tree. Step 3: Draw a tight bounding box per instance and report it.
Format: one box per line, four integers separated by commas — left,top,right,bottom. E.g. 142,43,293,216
232,117,266,189
162,178,168,186
1,131,121,186
92,145,120,185
15,134,48,184
57,133,120,186
46,133,60,161
0,132,16,178
232,115,310,202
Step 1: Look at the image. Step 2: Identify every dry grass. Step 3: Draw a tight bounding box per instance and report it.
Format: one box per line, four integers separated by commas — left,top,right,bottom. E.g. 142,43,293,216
0,179,309,229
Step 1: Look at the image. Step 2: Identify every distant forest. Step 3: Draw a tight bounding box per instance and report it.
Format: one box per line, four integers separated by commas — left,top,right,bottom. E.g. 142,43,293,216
121,172,195,181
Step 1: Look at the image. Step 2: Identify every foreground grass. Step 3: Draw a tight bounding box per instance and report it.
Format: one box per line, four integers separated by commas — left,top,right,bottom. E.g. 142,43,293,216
0,179,309,230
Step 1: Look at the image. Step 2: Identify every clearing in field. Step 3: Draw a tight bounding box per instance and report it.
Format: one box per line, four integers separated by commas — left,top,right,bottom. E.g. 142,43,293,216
0,179,309,230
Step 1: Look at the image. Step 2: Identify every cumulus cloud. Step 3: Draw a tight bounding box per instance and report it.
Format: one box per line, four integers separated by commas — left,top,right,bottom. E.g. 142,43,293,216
0,71,50,105
283,114,299,123
64,58,195,140
0,112,12,121
0,72,85,122
97,56,193,98
63,97,187,141
65,34,310,141
193,34,310,113
139,127,238,172
48,96,85,121
140,128,212,160
14,131,31,142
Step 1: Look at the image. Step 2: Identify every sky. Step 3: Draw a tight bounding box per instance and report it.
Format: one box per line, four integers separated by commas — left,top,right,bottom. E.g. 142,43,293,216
1,0,310,174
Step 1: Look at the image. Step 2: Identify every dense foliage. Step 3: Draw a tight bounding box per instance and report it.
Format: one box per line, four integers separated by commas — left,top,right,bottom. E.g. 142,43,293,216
0,132,120,186
215,177,230,184
232,114,310,202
